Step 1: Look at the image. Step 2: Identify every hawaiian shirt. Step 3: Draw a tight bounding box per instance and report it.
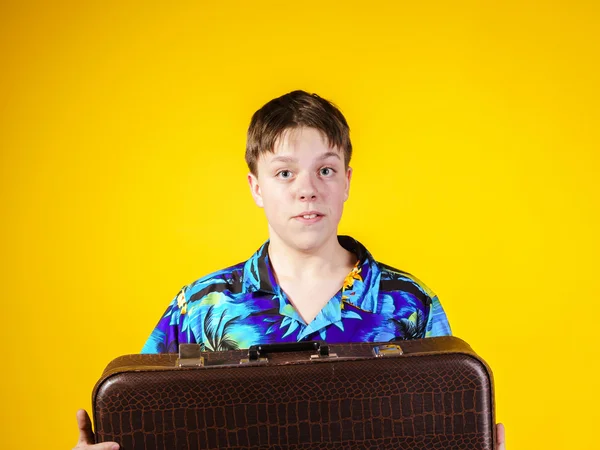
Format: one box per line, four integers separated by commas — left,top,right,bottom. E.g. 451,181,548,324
141,236,451,354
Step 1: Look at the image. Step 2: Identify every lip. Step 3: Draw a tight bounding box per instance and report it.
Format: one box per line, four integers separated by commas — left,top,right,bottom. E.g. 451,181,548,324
295,210,323,218
293,211,324,224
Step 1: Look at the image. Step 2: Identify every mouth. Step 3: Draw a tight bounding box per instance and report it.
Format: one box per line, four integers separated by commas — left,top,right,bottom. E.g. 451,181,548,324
293,211,324,224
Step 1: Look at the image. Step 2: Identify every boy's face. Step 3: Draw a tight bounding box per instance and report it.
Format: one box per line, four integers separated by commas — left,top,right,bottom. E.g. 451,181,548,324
248,127,352,253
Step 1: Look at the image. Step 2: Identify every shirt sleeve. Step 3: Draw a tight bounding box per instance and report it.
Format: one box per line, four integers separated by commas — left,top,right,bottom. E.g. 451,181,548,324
141,287,197,354
424,295,452,337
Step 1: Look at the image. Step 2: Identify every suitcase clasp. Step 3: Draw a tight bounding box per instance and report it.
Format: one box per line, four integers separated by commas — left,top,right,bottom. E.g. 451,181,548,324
373,344,403,357
177,344,205,367
240,341,336,364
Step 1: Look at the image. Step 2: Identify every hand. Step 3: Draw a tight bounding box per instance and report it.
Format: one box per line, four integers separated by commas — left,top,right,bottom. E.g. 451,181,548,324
73,409,119,450
496,423,506,450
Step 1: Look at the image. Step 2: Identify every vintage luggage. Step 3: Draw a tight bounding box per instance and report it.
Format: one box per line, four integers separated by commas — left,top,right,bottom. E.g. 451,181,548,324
92,336,495,449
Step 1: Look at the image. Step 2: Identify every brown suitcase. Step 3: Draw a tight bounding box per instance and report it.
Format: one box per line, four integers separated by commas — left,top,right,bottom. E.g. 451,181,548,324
92,336,495,449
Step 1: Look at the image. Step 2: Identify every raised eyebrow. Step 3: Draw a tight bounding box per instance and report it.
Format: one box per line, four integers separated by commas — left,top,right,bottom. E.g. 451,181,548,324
318,151,342,161
269,155,297,165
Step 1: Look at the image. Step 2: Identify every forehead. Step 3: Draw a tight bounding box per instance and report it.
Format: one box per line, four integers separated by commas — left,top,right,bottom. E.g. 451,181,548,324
267,127,343,160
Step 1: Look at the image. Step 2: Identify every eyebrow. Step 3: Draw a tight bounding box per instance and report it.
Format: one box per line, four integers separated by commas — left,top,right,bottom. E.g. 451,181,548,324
319,151,342,161
269,152,342,164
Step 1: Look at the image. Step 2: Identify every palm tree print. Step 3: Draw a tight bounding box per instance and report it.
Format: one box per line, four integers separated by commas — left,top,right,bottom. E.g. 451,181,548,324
389,310,426,340
202,306,241,351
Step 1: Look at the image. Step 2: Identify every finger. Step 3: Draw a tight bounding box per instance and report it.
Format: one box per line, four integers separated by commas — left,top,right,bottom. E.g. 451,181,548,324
86,442,120,450
496,423,506,450
76,409,95,445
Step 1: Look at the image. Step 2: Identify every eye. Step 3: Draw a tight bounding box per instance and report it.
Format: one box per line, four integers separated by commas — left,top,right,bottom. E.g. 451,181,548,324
277,170,292,179
320,167,335,176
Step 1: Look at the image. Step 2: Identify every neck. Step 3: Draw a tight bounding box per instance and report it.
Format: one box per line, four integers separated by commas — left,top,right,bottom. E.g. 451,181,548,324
267,233,355,280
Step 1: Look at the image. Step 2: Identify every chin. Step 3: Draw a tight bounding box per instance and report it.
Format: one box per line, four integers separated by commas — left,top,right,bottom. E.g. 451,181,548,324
287,231,333,252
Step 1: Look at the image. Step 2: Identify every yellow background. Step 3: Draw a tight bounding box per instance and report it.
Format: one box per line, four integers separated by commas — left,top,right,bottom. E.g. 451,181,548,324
1,1,598,449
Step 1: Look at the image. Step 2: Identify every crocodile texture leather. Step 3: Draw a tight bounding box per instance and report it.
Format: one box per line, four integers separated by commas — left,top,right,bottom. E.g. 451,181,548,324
93,337,495,449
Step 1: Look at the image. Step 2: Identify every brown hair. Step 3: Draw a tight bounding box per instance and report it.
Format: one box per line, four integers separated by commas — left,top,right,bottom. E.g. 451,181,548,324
245,90,352,175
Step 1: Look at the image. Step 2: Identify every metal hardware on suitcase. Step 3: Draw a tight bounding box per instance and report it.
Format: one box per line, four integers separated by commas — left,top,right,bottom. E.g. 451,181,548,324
92,336,495,449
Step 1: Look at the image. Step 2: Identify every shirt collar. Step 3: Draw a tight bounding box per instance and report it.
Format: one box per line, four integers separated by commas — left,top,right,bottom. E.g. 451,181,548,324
242,235,373,295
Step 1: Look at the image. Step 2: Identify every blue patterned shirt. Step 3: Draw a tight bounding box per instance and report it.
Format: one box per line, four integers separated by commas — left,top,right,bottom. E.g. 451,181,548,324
142,236,451,353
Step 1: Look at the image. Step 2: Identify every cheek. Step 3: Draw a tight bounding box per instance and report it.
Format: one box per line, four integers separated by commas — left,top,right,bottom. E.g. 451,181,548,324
261,184,287,211
329,182,347,200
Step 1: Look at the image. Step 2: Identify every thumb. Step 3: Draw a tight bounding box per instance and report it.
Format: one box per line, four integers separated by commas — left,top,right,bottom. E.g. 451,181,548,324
76,409,95,446
496,423,506,450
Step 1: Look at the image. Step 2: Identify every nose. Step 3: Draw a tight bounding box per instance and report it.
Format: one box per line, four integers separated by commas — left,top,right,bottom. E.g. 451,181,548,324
296,172,318,201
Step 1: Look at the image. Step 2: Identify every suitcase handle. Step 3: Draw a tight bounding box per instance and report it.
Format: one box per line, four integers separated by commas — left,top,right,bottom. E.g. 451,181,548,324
247,341,329,361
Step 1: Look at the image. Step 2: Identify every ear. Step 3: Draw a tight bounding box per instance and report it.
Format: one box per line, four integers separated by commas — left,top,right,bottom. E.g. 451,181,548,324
344,166,353,201
247,172,264,208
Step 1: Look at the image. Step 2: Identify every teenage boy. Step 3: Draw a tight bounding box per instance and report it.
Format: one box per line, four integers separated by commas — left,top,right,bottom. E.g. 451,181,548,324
141,90,451,353
73,90,505,449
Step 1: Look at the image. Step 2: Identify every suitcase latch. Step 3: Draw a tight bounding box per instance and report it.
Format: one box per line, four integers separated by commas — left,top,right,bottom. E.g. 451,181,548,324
239,341,337,364
177,344,205,367
373,344,403,357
